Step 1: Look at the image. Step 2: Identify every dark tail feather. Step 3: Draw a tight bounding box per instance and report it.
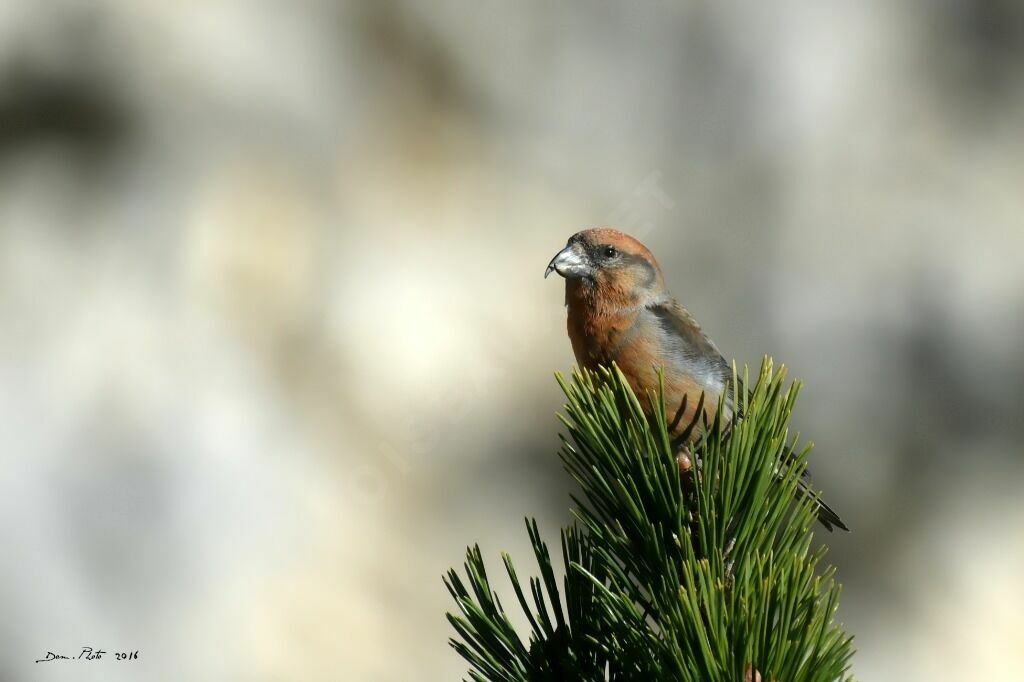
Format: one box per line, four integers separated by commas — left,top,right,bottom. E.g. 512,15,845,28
782,442,850,532
814,496,849,532
797,479,849,532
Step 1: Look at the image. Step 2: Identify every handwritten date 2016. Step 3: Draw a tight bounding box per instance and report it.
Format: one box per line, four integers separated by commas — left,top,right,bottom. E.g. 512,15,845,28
35,648,139,663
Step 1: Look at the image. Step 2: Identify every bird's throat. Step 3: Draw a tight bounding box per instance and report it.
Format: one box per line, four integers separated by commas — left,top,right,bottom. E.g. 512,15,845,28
565,281,643,370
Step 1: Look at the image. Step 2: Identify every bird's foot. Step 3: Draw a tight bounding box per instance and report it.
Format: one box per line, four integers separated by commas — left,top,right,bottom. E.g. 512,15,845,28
675,445,693,474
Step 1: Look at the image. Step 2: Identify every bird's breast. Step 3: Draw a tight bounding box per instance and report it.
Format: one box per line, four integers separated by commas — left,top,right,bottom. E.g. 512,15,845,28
567,304,728,443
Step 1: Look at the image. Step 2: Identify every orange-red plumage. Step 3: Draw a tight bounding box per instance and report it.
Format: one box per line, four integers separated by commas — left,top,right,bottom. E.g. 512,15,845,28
545,227,847,531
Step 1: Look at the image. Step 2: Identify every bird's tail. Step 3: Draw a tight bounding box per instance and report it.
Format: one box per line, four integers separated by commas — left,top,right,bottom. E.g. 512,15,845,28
796,479,849,532
780,441,848,532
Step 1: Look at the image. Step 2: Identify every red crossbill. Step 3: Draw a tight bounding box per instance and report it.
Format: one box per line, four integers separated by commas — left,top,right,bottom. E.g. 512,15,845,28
545,227,847,531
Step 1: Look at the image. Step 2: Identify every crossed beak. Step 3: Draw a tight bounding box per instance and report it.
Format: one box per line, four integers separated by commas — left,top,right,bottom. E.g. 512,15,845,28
544,242,591,279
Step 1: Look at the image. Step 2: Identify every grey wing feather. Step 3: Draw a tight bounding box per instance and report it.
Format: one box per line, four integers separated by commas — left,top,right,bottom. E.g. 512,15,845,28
646,299,737,413
646,300,732,385
648,300,848,531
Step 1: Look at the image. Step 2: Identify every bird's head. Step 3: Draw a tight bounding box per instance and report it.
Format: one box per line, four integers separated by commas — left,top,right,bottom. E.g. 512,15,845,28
545,228,666,306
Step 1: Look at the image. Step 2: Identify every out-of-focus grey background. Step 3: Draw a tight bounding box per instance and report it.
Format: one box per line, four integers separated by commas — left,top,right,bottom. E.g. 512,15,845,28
1,2,1022,680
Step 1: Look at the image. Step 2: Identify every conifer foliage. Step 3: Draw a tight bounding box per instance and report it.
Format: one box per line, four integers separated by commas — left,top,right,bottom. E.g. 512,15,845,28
445,360,854,681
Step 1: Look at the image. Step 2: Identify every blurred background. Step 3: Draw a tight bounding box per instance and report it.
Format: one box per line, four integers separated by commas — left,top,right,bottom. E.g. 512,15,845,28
1,1,1022,680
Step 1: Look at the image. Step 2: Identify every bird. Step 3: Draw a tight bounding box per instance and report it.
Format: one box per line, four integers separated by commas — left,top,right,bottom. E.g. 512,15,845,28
545,227,848,531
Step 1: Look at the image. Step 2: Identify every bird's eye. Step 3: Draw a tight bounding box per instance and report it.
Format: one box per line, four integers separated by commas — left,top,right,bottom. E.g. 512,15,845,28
603,246,617,258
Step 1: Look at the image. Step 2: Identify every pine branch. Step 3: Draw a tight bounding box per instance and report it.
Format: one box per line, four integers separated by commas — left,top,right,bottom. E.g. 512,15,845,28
445,358,855,681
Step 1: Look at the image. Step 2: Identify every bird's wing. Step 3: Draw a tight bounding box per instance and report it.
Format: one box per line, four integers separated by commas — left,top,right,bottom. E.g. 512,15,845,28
645,299,736,410
648,300,848,531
